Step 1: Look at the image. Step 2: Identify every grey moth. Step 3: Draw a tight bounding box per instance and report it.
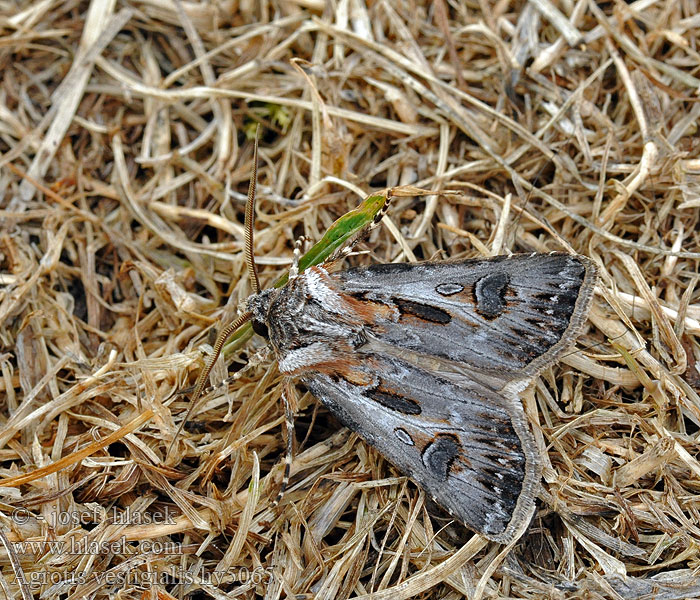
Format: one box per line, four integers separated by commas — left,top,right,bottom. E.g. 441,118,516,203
182,140,598,544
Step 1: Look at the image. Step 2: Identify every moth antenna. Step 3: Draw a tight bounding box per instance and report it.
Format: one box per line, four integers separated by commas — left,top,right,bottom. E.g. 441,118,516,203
167,310,253,458
177,345,271,401
168,132,264,459
245,126,261,294
270,382,296,512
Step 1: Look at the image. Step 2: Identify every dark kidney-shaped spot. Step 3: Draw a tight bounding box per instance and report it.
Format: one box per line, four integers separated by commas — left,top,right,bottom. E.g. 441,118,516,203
365,386,422,415
422,433,461,480
473,272,510,319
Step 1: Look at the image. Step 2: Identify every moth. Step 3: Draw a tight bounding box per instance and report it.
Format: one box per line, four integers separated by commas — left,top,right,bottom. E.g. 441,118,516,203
182,138,598,544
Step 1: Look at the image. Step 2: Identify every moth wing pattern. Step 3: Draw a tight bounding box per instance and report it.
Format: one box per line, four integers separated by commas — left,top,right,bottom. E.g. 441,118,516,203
302,353,539,543
250,252,598,542
335,252,597,389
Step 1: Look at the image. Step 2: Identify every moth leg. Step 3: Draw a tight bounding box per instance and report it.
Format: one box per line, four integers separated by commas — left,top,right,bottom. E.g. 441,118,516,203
270,380,297,511
289,235,309,280
176,346,271,415
221,346,270,420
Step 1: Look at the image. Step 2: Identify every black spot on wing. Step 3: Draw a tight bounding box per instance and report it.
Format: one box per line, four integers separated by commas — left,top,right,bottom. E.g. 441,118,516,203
508,327,545,358
523,284,584,345
395,298,452,324
365,386,422,415
363,262,414,275
523,316,548,329
422,433,461,481
473,272,510,319
530,290,577,311
349,290,371,302
470,433,522,451
476,454,526,515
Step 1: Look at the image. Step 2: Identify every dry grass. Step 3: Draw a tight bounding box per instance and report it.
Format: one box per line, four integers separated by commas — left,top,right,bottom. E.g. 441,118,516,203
1,0,700,598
